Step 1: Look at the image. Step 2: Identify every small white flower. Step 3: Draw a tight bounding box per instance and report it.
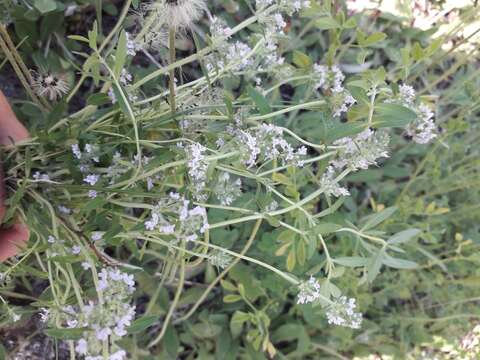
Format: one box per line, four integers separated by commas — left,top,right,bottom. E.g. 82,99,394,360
84,174,100,186
71,245,81,255
47,235,56,244
91,232,103,241
75,339,88,355
88,190,98,198
297,276,321,304
326,296,363,329
81,262,92,270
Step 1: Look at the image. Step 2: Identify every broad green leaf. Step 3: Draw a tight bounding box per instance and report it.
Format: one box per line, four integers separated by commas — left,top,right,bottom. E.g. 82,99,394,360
128,315,159,334
360,32,387,46
34,0,56,13
387,229,421,245
230,311,249,338
383,255,418,269
315,17,340,30
373,103,417,128
247,85,271,115
292,50,312,68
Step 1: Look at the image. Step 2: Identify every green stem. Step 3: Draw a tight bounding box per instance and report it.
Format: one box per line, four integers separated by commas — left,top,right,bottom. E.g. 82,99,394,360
168,28,176,115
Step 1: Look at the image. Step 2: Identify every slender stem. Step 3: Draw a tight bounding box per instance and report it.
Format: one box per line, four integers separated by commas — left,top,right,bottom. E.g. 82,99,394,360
148,242,186,348
175,219,263,323
168,28,177,115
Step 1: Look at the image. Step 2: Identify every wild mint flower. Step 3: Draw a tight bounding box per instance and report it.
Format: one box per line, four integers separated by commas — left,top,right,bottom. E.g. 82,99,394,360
33,171,50,181
88,190,98,198
331,129,390,171
297,276,321,304
392,83,437,144
125,32,140,56
144,194,209,242
407,103,437,144
214,172,242,206
208,250,233,269
320,166,350,197
58,205,71,214
31,71,70,101
185,142,208,201
83,174,100,186
235,124,307,168
325,295,363,329
398,84,416,104
210,16,232,39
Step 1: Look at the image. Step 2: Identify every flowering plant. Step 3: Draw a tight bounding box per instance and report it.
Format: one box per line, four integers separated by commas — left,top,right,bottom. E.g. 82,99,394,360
3,0,473,358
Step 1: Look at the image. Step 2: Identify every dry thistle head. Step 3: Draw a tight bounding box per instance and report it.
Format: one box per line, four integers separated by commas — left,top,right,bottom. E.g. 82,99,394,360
145,0,206,31
31,71,70,101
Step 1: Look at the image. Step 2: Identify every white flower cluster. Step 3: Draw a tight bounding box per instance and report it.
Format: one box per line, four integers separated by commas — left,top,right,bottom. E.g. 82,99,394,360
313,64,356,117
297,276,321,304
233,123,307,168
317,128,389,198
331,128,390,171
396,84,437,144
185,142,209,201
320,166,350,197
71,143,100,173
144,192,209,243
208,250,233,269
209,16,233,39
42,267,135,360
325,295,363,329
256,0,311,14
214,172,242,206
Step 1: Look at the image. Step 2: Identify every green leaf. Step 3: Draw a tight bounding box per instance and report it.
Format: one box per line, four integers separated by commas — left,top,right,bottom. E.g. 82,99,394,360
220,280,237,291
367,249,385,283
128,315,159,334
45,328,86,340
315,17,340,30
114,31,128,78
361,206,398,231
286,249,296,271
333,256,369,267
223,294,242,303
87,93,111,106
247,85,271,115
412,42,424,60
292,50,312,68
373,103,417,128
360,32,387,46
68,35,90,43
310,222,342,235
383,255,418,269
387,229,421,245
34,0,57,14
230,311,249,338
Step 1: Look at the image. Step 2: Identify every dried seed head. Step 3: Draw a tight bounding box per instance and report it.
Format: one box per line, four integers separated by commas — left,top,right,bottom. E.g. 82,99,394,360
31,71,70,101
